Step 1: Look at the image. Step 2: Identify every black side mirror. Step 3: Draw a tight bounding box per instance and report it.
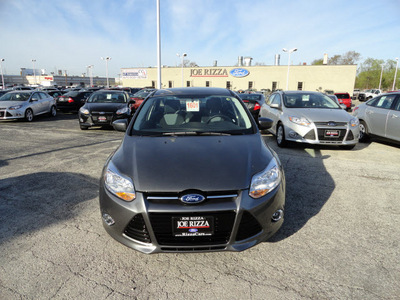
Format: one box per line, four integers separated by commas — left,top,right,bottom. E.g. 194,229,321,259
258,117,273,130
129,99,136,104
112,119,128,132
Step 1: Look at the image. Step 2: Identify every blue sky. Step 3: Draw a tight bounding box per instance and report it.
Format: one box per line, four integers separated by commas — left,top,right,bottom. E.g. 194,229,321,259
0,0,399,78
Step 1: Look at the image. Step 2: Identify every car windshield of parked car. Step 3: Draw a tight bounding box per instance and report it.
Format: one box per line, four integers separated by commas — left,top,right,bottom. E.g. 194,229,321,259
238,94,262,101
133,89,153,98
87,92,127,103
335,93,350,99
284,93,340,109
132,95,254,136
0,92,30,101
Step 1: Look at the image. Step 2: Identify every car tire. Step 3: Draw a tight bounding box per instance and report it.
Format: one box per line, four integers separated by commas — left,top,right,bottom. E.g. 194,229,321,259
359,120,370,143
340,145,355,150
49,105,57,117
25,109,34,122
276,124,288,148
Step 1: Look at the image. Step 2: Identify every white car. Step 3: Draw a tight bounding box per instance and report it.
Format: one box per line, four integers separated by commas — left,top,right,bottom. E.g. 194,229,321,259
0,91,57,121
260,91,360,149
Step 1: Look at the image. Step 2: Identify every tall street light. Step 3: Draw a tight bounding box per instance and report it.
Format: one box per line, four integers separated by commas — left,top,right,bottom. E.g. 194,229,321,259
32,59,37,85
283,48,297,90
0,58,5,90
392,57,399,91
87,65,94,87
176,53,187,87
101,57,111,87
378,63,384,90
156,0,161,89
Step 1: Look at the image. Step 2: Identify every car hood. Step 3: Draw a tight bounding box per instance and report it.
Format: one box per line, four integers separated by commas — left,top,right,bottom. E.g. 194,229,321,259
85,102,126,112
287,108,353,123
0,101,27,108
111,134,273,192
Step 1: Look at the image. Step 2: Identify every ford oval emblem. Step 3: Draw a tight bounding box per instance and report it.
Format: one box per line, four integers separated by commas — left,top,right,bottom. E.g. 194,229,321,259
180,194,206,204
327,121,337,127
230,68,250,78
189,228,198,233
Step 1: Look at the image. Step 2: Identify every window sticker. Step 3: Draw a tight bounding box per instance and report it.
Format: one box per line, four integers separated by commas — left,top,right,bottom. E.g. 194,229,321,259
186,100,200,112
107,94,112,100
302,95,310,101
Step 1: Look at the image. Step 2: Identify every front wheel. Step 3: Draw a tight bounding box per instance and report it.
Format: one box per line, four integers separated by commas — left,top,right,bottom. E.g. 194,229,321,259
276,124,288,147
25,109,34,122
49,105,57,117
359,120,370,142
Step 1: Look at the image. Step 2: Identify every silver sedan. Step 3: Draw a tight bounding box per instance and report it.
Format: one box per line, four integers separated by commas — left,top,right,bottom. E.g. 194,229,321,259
260,91,360,149
352,92,400,143
0,90,57,121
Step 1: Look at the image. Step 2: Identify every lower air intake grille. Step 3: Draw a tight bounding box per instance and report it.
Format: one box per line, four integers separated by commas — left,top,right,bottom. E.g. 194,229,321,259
236,211,262,241
124,214,151,243
149,211,236,246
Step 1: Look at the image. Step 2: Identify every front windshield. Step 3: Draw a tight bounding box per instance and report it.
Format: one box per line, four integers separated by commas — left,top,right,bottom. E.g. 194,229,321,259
238,94,262,101
284,93,340,109
0,92,31,102
87,92,127,103
132,95,254,136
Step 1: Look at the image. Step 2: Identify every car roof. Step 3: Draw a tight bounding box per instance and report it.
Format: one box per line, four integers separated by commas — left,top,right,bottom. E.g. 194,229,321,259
152,87,234,97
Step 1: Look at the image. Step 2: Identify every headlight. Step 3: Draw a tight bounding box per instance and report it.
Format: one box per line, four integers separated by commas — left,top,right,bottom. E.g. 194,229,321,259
288,116,311,127
350,117,359,127
249,158,281,199
116,106,129,115
79,107,90,115
9,105,23,110
104,162,135,201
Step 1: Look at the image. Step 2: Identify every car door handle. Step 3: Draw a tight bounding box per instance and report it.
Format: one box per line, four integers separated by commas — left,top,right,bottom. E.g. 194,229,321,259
391,114,398,118
366,110,373,114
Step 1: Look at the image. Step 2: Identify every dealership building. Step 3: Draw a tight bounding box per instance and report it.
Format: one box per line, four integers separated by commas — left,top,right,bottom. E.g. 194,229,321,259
121,63,357,95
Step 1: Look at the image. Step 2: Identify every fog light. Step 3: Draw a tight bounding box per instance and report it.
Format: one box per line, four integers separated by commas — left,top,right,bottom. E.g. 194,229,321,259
102,213,115,226
271,209,283,222
289,131,299,138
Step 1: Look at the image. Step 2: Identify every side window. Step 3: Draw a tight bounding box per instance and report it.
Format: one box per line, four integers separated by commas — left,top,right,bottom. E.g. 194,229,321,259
267,94,277,105
373,95,397,109
31,93,40,100
39,92,48,99
270,94,281,106
394,97,400,111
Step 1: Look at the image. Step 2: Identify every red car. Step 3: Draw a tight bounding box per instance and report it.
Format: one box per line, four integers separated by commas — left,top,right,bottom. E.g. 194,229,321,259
334,92,352,110
130,89,155,111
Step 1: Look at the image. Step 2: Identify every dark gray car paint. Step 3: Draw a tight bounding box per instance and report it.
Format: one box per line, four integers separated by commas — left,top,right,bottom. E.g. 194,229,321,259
111,134,273,192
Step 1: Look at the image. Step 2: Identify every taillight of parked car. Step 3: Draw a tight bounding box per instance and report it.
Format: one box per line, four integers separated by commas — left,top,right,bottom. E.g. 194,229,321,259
254,103,261,110
67,98,74,103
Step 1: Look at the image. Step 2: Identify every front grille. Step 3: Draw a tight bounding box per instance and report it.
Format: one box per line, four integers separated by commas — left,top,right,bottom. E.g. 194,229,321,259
146,191,238,204
317,128,347,142
236,211,262,241
160,246,226,252
314,122,347,126
149,211,236,246
124,214,151,243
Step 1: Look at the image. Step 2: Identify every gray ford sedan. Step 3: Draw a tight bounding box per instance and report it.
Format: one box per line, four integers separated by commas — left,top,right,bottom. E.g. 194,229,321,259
260,91,360,149
99,87,285,253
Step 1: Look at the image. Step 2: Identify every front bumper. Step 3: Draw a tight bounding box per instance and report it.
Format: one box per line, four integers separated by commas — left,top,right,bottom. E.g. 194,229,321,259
99,179,285,254
0,108,25,120
79,112,129,127
283,121,359,146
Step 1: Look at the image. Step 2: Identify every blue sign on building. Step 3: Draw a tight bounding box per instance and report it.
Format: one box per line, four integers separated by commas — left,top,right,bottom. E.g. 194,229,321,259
230,68,250,78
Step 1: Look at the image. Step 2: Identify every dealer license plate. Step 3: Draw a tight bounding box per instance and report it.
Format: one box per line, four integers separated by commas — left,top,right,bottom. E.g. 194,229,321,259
172,216,214,237
324,130,340,137
98,116,107,122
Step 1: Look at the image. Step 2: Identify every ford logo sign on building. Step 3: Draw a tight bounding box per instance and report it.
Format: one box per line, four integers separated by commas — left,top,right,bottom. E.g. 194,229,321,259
230,68,250,78
180,194,206,204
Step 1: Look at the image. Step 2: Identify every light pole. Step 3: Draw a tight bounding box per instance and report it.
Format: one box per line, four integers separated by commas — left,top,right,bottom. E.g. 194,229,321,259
379,64,384,90
156,0,161,89
176,53,187,87
101,57,111,87
0,59,5,90
32,59,37,85
87,65,94,87
282,48,297,90
392,57,399,91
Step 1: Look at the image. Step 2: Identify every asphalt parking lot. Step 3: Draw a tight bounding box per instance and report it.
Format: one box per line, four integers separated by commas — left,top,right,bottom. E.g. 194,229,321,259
0,111,399,299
